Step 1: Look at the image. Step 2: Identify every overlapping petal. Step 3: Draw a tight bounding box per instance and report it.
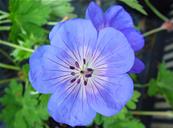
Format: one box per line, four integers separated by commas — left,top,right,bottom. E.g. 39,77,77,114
86,74,133,116
104,5,134,30
48,83,96,126
129,57,145,73
120,28,144,51
91,27,134,75
86,2,104,30
49,22,64,41
29,45,75,94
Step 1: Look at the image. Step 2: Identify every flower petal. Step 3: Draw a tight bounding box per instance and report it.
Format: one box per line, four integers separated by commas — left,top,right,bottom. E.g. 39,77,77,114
86,74,133,116
85,2,104,30
129,57,145,73
121,28,144,51
113,74,134,107
49,22,64,41
29,45,56,94
104,5,134,30
29,45,75,94
48,83,96,126
91,27,134,75
50,19,97,61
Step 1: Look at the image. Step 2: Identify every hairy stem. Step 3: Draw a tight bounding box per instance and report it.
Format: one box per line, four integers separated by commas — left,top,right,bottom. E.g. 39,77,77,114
0,40,34,53
0,48,14,62
0,19,11,24
0,63,20,71
0,10,9,15
132,111,173,118
144,0,168,21
143,27,164,37
0,77,19,84
0,26,10,31
0,13,9,20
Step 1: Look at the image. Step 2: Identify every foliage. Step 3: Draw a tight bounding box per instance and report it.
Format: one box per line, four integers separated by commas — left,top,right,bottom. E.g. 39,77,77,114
148,64,173,107
8,0,75,62
1,0,172,127
0,80,50,128
9,0,51,41
118,0,147,15
94,90,144,128
41,0,76,18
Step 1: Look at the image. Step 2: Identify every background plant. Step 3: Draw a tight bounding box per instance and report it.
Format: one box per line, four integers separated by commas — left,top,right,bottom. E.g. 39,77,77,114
0,0,173,128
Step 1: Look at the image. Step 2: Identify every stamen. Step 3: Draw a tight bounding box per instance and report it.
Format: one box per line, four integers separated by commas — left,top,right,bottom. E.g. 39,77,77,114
70,78,76,83
69,66,75,70
83,59,86,64
87,68,93,72
71,72,75,76
85,74,92,78
77,79,81,84
84,80,88,86
75,61,80,68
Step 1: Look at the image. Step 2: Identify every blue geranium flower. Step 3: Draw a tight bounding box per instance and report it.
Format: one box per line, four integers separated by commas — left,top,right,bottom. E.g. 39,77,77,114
29,18,135,126
86,2,145,73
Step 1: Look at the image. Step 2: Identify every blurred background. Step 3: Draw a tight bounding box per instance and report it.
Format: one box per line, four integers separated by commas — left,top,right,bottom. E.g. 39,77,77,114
1,0,173,128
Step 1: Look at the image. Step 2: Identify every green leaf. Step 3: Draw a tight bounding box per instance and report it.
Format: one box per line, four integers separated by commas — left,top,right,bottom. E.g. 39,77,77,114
147,63,173,107
119,0,147,15
0,80,50,128
41,0,76,18
147,79,158,96
9,0,51,41
94,114,103,125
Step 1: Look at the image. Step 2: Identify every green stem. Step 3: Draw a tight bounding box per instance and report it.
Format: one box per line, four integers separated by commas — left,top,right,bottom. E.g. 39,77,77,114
0,63,20,71
0,77,19,84
134,84,148,88
132,111,173,118
0,13,9,20
0,40,34,53
143,27,164,37
0,19,11,24
0,10,8,15
144,0,168,21
0,26,10,31
0,48,14,62
47,21,57,25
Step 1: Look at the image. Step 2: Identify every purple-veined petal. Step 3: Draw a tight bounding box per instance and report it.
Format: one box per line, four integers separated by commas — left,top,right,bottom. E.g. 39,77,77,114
91,27,134,75
29,45,56,94
113,74,134,107
129,57,145,73
48,83,96,126
104,5,134,30
121,28,144,51
29,45,75,94
86,74,133,116
50,19,97,61
85,2,104,30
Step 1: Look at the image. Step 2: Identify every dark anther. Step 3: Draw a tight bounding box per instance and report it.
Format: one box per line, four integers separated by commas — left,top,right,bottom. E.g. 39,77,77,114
83,59,86,64
75,61,80,68
80,70,84,74
77,79,81,84
71,72,75,76
87,68,93,72
69,66,75,70
84,80,88,86
85,74,92,78
70,78,76,83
